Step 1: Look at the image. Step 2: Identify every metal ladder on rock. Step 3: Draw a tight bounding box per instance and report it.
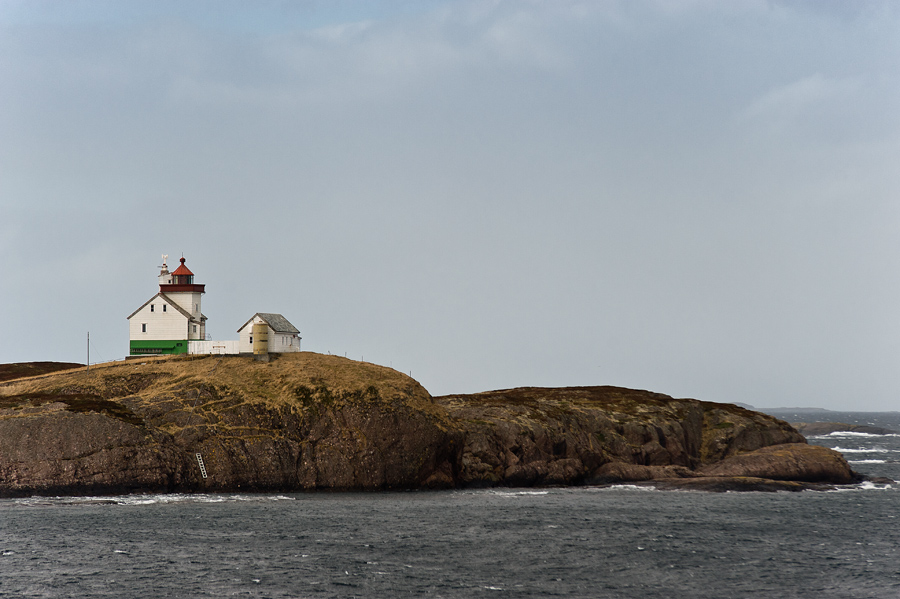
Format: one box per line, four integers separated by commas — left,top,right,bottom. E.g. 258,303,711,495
196,453,208,479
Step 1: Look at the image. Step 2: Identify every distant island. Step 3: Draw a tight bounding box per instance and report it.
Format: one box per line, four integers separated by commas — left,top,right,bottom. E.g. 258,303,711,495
792,422,897,436
760,407,837,414
0,361,84,383
718,404,897,416
0,354,865,497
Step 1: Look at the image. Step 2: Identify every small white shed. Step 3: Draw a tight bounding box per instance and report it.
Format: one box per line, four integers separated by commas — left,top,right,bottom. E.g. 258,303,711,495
237,313,301,354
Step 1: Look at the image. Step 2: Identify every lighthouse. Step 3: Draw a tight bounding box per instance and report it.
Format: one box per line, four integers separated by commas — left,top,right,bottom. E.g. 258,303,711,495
126,255,207,355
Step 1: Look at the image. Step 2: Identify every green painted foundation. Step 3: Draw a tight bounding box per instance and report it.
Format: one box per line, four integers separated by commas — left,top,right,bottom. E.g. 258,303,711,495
129,339,188,355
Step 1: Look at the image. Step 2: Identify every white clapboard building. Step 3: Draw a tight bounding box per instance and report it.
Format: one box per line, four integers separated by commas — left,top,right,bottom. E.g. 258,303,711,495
238,313,302,354
127,256,207,355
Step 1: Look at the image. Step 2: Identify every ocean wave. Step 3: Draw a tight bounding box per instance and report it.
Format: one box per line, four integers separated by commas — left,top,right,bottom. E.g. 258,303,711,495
858,480,895,490
13,493,296,507
488,490,550,497
831,447,893,453
824,431,899,438
825,481,895,493
604,484,658,492
848,460,887,464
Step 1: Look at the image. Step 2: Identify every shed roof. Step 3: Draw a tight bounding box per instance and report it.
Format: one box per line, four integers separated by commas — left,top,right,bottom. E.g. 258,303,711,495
237,313,300,334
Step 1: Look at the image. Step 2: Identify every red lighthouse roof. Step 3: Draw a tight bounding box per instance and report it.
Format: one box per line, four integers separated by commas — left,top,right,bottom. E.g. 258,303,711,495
170,257,194,277
159,256,205,293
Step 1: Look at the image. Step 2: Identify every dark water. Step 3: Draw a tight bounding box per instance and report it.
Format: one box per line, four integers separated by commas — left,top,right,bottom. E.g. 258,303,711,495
765,410,900,483
1,412,898,599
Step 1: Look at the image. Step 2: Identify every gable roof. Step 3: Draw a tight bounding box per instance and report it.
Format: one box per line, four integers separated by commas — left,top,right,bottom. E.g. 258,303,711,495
126,293,199,323
237,313,299,334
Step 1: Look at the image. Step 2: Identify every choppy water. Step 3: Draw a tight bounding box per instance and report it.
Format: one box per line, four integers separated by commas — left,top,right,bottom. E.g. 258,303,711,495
770,410,900,483
1,412,898,598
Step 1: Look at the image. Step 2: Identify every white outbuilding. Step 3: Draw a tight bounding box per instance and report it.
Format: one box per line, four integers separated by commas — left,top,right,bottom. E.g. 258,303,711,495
238,313,301,354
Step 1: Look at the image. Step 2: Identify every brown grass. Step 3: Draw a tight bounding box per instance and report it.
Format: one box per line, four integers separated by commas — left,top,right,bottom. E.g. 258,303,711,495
0,352,439,421
434,385,693,423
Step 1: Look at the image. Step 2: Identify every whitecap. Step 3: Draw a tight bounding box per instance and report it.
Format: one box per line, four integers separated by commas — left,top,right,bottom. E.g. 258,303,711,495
859,481,894,490
117,493,211,505
831,447,891,453
490,490,550,496
14,496,119,507
116,497,166,506
604,484,658,492
825,481,894,493
848,460,886,464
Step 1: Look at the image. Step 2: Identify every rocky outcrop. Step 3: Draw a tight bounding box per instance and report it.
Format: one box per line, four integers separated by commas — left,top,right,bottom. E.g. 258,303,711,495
0,355,460,497
435,386,810,487
697,443,857,483
0,355,861,497
0,411,189,496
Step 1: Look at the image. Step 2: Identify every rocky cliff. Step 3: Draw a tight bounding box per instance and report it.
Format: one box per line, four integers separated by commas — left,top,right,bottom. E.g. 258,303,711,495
0,354,858,497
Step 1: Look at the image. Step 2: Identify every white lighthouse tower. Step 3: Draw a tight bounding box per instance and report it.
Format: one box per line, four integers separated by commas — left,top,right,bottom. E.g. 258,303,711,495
127,255,207,355
160,256,206,338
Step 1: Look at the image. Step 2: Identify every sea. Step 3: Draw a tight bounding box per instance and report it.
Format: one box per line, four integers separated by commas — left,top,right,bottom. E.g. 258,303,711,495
1,410,898,598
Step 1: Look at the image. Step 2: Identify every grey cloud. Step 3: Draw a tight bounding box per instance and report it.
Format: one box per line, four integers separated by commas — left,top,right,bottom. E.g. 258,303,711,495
2,0,898,409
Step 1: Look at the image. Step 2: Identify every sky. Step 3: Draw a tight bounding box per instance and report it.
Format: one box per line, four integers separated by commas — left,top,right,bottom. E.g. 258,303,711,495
1,0,898,410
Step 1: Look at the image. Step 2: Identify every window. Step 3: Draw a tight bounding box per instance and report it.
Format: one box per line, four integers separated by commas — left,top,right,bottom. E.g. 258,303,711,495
150,304,154,312
193,325,197,333
142,323,147,333
163,305,167,312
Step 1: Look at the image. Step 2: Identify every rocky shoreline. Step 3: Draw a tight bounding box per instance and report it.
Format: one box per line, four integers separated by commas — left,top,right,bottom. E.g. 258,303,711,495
0,355,867,497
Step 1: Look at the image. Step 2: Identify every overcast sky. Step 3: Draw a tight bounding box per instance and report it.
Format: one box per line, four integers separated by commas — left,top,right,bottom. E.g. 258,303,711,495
1,0,898,410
